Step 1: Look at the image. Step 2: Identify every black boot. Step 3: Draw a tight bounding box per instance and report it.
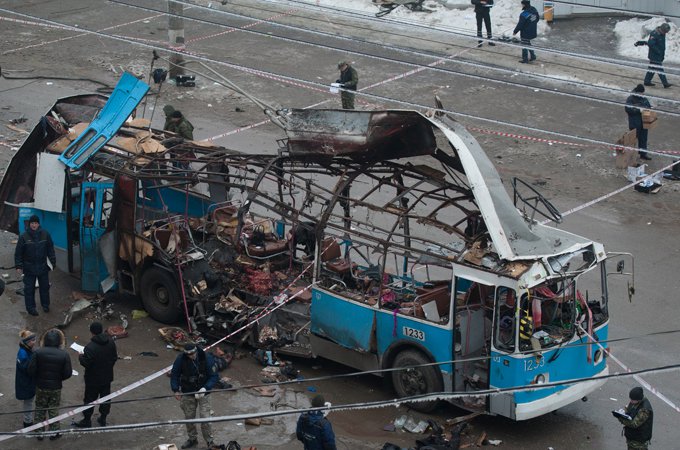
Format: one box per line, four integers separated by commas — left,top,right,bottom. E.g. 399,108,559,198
74,418,92,428
23,421,33,428
97,415,107,427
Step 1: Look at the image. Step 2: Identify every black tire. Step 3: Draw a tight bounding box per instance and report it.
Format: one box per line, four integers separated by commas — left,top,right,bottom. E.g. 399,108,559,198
139,267,182,324
391,349,443,412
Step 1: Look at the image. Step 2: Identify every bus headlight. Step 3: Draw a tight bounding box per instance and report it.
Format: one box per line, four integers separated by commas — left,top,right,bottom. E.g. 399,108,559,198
534,373,548,384
594,349,604,365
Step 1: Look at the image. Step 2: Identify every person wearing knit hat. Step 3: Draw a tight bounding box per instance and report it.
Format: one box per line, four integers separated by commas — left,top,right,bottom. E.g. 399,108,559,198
14,214,56,316
170,344,218,449
625,84,653,161
613,386,654,449
73,321,118,428
15,329,37,428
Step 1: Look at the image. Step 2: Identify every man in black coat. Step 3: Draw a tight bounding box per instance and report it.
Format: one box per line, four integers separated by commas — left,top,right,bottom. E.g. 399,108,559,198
513,0,539,64
74,322,118,428
14,215,56,316
27,329,72,440
636,23,672,88
472,0,495,47
625,84,653,160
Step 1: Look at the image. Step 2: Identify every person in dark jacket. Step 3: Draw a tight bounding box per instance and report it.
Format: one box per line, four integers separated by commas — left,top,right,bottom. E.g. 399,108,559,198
513,0,539,64
27,329,72,440
74,322,118,428
614,386,653,450
170,344,218,449
296,394,336,450
636,23,672,88
336,61,359,110
14,215,56,316
472,0,495,47
15,329,37,428
625,84,653,160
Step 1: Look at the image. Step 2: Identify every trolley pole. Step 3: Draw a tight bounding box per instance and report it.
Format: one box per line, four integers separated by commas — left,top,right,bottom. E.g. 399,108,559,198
168,1,185,78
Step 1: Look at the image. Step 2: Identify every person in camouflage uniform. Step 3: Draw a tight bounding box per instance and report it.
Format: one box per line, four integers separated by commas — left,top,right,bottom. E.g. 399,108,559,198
336,61,358,110
27,329,72,440
615,387,653,450
164,109,194,140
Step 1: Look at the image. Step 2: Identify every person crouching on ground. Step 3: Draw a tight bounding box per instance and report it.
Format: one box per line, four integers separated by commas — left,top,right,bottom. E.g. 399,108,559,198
27,328,72,440
15,329,37,428
74,321,118,428
171,344,218,449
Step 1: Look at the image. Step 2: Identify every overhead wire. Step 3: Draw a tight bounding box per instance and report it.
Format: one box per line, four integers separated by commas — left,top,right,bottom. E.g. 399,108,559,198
108,0,680,114
4,361,680,437
1,325,679,417
251,0,680,74
3,4,676,161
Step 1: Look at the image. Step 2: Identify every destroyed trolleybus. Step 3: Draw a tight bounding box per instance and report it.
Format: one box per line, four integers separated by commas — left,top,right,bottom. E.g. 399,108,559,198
0,74,631,420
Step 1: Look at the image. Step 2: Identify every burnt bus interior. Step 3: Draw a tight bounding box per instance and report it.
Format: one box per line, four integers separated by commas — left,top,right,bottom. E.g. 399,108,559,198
0,99,610,370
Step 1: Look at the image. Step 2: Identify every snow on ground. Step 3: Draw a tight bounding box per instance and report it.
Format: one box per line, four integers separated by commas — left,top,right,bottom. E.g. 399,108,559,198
307,0,550,39
614,17,680,64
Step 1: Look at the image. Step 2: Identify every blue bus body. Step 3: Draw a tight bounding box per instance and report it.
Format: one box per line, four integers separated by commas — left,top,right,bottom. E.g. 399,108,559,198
0,79,629,421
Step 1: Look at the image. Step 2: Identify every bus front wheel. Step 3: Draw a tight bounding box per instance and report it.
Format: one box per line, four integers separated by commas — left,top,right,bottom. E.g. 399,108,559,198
140,267,182,324
391,349,443,412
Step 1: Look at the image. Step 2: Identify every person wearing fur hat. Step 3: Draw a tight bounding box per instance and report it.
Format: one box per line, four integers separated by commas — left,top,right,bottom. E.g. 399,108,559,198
27,329,72,440
625,84,653,160
15,329,37,428
14,214,56,316
614,386,653,449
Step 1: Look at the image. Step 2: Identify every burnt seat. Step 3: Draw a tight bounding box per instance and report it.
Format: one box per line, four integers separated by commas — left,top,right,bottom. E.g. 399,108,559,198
321,238,352,274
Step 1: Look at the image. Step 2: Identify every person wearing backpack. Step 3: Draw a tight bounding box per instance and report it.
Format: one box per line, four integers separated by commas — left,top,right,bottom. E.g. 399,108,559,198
296,395,336,450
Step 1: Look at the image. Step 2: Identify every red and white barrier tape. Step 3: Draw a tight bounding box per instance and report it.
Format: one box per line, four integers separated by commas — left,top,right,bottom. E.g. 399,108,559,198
577,325,680,414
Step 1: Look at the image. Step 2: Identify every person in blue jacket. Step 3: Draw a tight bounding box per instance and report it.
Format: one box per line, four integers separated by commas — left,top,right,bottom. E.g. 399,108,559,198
296,395,337,450
513,0,540,64
636,23,672,88
170,344,218,449
15,329,37,428
14,215,56,316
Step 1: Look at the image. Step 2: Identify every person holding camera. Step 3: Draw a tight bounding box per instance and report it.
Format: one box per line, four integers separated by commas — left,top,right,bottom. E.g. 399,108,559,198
171,344,218,449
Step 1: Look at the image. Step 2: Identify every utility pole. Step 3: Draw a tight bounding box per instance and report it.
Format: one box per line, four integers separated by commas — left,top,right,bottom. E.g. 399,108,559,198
168,1,185,78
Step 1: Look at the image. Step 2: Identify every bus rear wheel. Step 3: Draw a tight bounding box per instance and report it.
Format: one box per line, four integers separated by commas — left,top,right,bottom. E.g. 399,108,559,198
391,349,443,412
140,267,182,324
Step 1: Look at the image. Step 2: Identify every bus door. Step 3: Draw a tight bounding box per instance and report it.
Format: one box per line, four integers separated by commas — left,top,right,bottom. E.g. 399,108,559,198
79,181,114,292
452,277,499,410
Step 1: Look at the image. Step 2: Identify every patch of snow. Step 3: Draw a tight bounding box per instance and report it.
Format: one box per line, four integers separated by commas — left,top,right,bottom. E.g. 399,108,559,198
308,0,550,39
614,17,680,64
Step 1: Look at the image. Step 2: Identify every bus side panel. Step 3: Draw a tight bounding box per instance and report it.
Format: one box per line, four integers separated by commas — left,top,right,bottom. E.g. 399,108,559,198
375,312,454,375
490,323,609,417
311,289,375,352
